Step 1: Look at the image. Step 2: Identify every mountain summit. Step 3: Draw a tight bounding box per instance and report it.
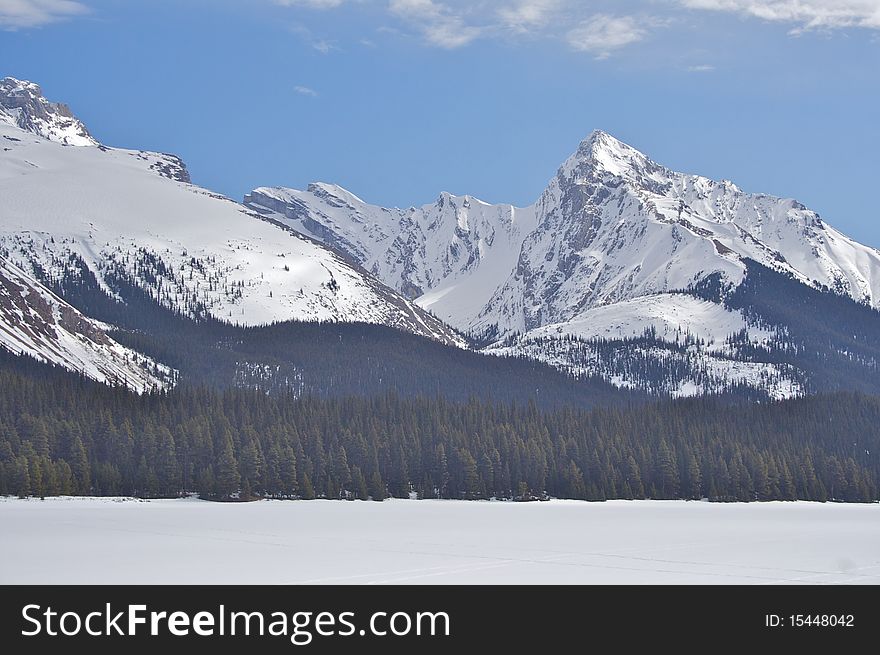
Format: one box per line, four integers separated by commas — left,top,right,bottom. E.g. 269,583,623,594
0,77,97,146
248,130,880,332
2,78,879,400
0,79,466,388
246,130,880,398
563,129,654,178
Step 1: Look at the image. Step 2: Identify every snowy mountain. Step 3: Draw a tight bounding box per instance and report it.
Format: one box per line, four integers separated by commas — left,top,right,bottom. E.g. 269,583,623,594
0,77,96,146
3,76,877,400
473,131,880,336
245,184,538,330
0,255,172,391
0,78,464,365
246,130,880,398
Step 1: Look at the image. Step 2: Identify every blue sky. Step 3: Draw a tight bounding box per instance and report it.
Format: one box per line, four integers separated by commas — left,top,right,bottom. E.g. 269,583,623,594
1,0,879,245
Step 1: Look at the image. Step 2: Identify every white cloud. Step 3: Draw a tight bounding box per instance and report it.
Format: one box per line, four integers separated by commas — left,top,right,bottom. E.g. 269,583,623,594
566,14,648,58
274,0,348,8
389,0,482,48
311,38,336,53
679,1,880,31
388,0,439,20
294,85,319,96
275,1,879,58
497,0,561,33
687,63,715,71
422,21,481,48
0,0,88,29
272,1,656,55
288,22,339,53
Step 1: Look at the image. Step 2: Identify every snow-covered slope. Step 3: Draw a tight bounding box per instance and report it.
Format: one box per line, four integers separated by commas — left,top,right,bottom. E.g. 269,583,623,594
483,293,803,400
246,130,880,398
250,131,880,339
516,293,769,345
0,80,464,350
474,131,880,338
245,184,537,329
0,256,172,391
3,76,875,400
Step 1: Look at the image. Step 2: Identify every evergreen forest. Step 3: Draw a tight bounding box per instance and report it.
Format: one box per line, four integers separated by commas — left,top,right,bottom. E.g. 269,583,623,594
1,350,877,503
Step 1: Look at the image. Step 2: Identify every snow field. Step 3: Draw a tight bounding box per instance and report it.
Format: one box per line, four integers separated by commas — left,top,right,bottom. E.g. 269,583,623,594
1,497,878,585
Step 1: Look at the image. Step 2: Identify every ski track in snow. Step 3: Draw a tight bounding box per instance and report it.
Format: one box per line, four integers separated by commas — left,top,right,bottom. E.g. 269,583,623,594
1,497,878,585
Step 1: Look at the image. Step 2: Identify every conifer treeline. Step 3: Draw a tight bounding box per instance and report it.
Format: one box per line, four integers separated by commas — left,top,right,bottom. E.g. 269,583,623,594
1,361,878,503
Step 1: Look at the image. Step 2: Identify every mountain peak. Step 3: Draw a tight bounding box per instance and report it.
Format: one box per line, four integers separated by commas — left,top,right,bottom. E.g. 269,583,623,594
0,76,96,146
577,130,635,155
1,77,43,97
561,130,651,180
580,128,615,145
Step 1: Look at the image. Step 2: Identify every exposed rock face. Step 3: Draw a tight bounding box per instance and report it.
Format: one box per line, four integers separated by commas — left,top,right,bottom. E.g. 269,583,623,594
246,130,880,340
244,184,538,327
0,77,97,146
0,256,174,392
244,130,880,398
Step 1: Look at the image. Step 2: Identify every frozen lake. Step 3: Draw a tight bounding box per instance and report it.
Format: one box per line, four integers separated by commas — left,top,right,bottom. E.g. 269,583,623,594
2,497,878,584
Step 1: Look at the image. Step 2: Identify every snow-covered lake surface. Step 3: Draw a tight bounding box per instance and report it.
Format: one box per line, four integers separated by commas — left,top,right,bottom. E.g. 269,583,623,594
2,497,878,584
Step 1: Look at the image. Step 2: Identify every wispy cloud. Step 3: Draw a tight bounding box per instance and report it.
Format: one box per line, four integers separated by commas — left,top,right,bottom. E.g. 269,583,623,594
687,63,715,72
288,22,339,53
271,0,879,58
0,0,88,30
389,0,482,49
679,1,880,32
273,1,657,55
566,14,649,59
311,38,336,53
274,0,348,8
497,0,561,34
294,85,319,96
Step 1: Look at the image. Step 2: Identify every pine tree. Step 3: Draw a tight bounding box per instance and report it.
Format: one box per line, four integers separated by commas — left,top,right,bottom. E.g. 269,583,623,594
685,453,702,500
15,457,31,498
434,444,449,498
300,473,316,500
563,460,587,500
279,447,298,498
369,471,386,501
197,466,216,497
70,436,90,494
351,465,369,501
239,439,264,495
655,439,679,499
155,428,180,497
625,455,644,498
215,435,240,499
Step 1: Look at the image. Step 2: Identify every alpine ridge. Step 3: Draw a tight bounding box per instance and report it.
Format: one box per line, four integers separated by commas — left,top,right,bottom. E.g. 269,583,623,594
246,130,880,398
4,76,879,401
0,78,465,359
0,77,96,146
